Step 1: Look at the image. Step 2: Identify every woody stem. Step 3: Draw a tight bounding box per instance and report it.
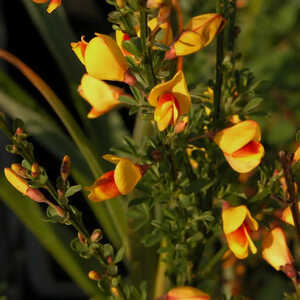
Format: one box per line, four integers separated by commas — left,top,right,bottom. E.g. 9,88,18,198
214,0,225,123
279,151,300,241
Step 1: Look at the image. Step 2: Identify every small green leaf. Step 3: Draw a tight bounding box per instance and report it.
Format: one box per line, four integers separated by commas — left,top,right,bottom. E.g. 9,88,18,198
22,159,32,170
102,243,114,258
65,185,82,198
243,97,263,113
123,37,142,57
119,95,137,106
152,42,170,51
114,246,125,264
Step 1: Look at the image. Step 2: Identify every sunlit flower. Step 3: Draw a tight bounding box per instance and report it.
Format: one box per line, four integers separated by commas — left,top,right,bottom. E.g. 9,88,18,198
166,286,210,300
148,71,190,131
33,0,62,13
262,227,296,278
222,203,259,259
165,13,226,59
71,34,136,85
214,120,265,173
87,155,146,202
78,74,126,118
280,203,300,226
147,0,166,9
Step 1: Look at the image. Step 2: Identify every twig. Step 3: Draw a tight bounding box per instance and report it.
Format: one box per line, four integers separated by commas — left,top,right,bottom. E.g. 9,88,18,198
278,151,300,241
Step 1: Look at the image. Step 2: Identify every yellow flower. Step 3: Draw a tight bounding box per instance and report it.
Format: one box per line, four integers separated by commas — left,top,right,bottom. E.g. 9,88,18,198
147,18,173,47
222,203,259,259
78,74,126,118
280,203,300,226
32,0,62,13
115,31,133,57
214,120,265,173
148,71,190,131
167,286,210,300
147,0,166,9
71,34,136,85
262,227,295,277
165,13,226,59
87,155,146,202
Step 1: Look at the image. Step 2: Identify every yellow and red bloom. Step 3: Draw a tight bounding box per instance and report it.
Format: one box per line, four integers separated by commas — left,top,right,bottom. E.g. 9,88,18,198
4,167,48,203
222,203,259,259
214,120,265,173
166,286,210,300
87,155,146,202
33,0,61,13
262,227,296,278
78,74,127,118
71,34,136,85
165,13,226,59
148,71,190,131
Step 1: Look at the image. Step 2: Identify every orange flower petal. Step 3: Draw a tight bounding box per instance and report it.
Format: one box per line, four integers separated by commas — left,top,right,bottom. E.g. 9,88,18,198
71,36,88,65
226,225,249,259
167,286,210,300
46,0,62,13
224,142,264,173
88,170,121,202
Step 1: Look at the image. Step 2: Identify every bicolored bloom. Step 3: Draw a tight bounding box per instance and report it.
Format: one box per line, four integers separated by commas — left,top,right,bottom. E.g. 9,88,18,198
262,227,296,278
214,120,265,173
87,155,146,202
166,286,210,300
165,13,226,59
71,34,136,85
32,0,62,13
4,167,48,203
148,71,190,131
78,74,126,118
222,203,259,259
280,203,300,226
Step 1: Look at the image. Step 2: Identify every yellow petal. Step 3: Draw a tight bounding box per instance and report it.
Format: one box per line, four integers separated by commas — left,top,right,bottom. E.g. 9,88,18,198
167,286,210,300
4,168,29,195
243,225,257,254
174,30,204,56
214,120,261,154
85,34,128,82
281,203,300,226
114,159,142,194
293,145,300,164
102,154,122,164
46,0,62,13
78,74,123,118
224,142,264,173
148,71,190,114
262,227,293,271
71,36,88,65
222,205,248,234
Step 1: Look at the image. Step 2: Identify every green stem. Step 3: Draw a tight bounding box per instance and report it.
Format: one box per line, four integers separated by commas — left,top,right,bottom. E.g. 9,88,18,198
199,245,228,278
214,0,225,123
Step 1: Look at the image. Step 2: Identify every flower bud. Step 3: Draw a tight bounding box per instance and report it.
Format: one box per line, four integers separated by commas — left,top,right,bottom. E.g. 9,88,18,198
32,0,62,14
31,162,40,178
11,163,27,178
88,270,101,281
174,116,188,133
78,232,87,245
111,287,120,297
60,155,71,181
4,167,28,195
90,229,102,242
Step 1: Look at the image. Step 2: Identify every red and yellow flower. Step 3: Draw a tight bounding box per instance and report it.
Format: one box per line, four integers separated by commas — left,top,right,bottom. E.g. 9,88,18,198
214,120,265,173
165,13,226,59
148,71,190,131
87,155,146,202
222,203,259,259
262,227,296,278
78,74,127,118
33,0,61,13
166,286,210,300
71,34,135,85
